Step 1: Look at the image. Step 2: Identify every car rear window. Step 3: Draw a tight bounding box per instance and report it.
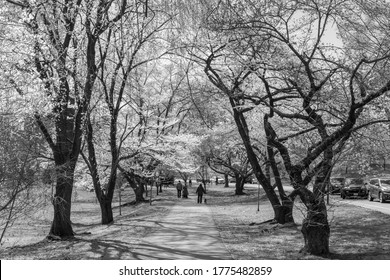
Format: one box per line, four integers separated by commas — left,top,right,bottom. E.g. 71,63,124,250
331,178,344,182
349,178,363,184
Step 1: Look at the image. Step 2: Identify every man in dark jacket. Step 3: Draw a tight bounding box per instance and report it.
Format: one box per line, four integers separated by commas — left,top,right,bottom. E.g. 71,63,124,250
196,184,206,203
182,184,189,198
176,181,183,198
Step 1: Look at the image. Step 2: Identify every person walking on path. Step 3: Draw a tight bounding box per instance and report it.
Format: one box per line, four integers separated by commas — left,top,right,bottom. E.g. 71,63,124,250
176,180,183,198
196,183,206,203
182,184,189,198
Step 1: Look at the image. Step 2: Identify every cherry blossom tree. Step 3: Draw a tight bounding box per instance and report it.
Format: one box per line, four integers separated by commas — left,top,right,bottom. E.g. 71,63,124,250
4,0,132,238
182,0,390,255
80,0,173,223
198,125,255,194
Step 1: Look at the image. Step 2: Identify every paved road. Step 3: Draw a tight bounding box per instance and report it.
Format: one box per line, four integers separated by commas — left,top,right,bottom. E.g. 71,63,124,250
127,197,233,260
241,183,294,192
245,183,390,215
336,196,390,215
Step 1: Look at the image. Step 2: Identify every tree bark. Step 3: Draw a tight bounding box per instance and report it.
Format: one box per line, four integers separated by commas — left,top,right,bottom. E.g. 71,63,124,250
202,179,207,192
300,149,332,255
49,163,75,238
224,173,229,188
229,103,283,222
300,199,330,255
119,167,146,203
274,200,294,224
135,183,146,202
235,175,245,195
294,182,330,255
99,196,114,224
84,117,115,225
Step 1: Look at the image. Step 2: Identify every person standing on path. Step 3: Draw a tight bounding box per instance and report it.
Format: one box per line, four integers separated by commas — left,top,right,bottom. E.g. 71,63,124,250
176,180,183,198
196,183,206,203
182,184,189,198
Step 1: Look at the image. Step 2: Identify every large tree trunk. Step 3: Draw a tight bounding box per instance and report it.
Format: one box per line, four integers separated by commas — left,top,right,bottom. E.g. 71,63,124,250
300,149,332,255
235,175,245,195
99,196,114,224
202,179,207,192
266,141,293,223
274,200,294,224
300,199,330,255
231,106,285,223
119,167,146,203
49,163,75,238
84,117,115,225
295,172,330,256
135,183,146,202
288,180,330,255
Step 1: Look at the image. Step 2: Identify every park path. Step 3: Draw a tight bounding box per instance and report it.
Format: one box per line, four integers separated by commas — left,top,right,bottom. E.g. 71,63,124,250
128,195,233,260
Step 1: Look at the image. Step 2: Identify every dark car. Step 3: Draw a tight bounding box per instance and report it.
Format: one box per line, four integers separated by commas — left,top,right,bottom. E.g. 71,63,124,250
329,177,345,194
340,178,367,199
367,178,390,203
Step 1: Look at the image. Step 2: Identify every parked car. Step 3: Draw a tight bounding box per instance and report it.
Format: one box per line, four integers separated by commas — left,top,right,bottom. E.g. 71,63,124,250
229,178,236,183
213,177,225,184
340,178,367,199
367,178,390,203
244,176,256,184
216,178,225,184
329,177,345,194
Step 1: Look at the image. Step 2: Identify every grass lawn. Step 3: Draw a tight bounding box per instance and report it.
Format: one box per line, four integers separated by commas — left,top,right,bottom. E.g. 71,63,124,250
208,184,390,259
0,186,176,259
1,183,390,259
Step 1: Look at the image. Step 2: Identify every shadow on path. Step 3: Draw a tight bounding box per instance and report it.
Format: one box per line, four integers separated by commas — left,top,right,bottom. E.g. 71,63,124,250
128,197,233,260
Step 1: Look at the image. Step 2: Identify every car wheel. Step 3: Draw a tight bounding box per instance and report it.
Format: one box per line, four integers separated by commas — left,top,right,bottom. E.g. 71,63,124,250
379,192,385,203
341,193,346,199
368,191,373,201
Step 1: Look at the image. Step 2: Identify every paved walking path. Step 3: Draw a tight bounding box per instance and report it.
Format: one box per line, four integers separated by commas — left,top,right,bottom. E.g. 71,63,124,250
128,196,233,260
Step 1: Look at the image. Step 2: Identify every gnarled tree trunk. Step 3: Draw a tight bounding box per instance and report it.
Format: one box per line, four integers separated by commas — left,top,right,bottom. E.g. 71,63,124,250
295,173,330,256
119,167,146,203
274,199,294,224
301,199,330,255
231,106,287,223
49,162,76,238
300,150,332,255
